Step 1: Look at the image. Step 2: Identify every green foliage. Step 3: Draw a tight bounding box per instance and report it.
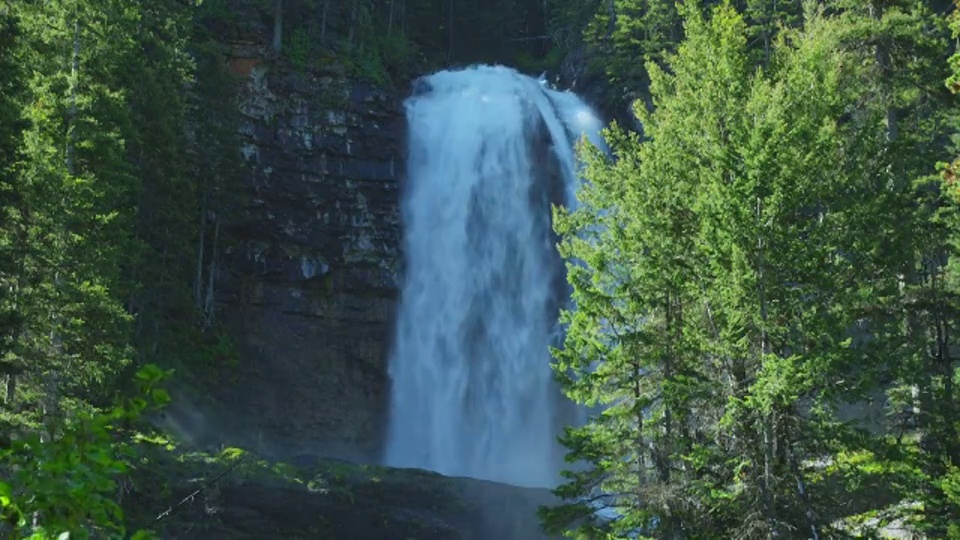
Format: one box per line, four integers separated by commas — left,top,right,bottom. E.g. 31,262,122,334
515,47,566,77
171,324,240,379
546,0,603,49
269,2,421,84
544,1,958,537
0,364,171,539
950,3,960,94
377,31,418,79
832,1,960,535
196,0,236,22
286,27,311,72
341,38,391,85
209,0,563,81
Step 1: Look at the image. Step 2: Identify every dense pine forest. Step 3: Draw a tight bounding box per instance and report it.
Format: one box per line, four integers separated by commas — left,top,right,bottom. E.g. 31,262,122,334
0,0,959,538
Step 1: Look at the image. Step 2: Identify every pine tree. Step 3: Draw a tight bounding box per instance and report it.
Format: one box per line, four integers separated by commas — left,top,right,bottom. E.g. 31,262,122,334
741,0,803,63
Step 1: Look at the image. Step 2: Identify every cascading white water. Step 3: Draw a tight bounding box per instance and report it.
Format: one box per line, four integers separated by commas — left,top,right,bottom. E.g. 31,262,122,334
384,65,603,488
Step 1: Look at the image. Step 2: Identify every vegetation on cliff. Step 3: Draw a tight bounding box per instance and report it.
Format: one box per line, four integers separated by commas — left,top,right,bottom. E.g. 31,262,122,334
209,0,567,83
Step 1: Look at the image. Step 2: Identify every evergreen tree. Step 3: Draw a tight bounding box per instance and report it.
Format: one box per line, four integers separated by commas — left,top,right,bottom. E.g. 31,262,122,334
742,0,803,57
892,1,960,536
0,5,27,411
822,1,958,535
123,0,201,363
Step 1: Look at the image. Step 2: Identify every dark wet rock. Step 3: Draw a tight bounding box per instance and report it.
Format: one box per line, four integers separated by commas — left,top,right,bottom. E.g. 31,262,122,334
410,76,434,97
126,449,557,540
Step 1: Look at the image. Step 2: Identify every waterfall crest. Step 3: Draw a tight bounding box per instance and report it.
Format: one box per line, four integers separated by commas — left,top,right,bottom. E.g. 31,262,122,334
385,65,603,488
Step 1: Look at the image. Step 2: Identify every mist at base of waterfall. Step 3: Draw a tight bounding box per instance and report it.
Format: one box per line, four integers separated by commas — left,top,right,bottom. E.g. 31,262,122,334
384,65,603,489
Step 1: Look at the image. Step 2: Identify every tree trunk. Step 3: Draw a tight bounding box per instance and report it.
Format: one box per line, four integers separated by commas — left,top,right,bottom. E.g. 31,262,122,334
195,192,207,311
66,19,79,172
387,0,395,37
447,0,454,61
153,238,170,361
662,290,674,484
869,1,897,143
349,0,359,44
788,444,821,539
273,0,283,52
41,370,61,439
605,0,616,39
204,214,220,325
756,195,779,536
42,13,79,447
3,373,14,406
320,0,328,38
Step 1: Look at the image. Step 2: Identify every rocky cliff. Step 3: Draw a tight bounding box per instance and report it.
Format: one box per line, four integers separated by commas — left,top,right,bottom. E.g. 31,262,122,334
181,43,405,462
161,37,608,471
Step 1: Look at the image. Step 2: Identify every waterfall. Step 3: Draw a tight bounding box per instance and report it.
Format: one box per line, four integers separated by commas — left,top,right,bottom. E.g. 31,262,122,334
385,65,603,488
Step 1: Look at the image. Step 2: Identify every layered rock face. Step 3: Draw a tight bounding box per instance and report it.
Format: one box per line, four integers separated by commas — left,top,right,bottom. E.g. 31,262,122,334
207,46,404,462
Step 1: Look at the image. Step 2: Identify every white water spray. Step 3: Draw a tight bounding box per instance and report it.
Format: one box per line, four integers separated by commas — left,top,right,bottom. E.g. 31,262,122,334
384,65,603,488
